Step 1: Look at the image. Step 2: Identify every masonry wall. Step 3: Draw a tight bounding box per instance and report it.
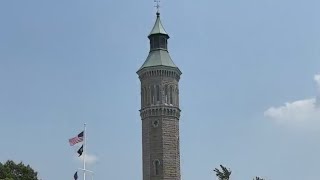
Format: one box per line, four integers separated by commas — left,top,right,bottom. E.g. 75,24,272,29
139,68,181,180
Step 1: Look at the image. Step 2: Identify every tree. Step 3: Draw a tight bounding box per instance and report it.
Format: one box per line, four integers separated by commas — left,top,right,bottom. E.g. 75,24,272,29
254,177,265,180
214,165,232,180
0,160,38,180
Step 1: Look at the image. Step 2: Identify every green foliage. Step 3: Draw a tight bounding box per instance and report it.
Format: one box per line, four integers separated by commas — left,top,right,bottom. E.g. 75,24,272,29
214,165,232,180
254,177,265,180
213,165,266,180
0,160,38,180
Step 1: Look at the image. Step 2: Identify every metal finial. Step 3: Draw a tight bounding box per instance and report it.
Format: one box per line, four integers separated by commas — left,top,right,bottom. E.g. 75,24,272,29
154,0,160,15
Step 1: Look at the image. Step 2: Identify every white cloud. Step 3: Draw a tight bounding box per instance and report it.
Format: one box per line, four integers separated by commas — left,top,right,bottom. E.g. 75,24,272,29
315,74,320,93
75,154,98,165
264,98,319,123
264,74,320,128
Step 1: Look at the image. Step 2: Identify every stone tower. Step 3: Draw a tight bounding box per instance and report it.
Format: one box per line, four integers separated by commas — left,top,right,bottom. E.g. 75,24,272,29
137,12,182,180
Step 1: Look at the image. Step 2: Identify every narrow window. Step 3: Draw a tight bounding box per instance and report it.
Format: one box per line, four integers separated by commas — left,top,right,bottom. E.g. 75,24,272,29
144,87,147,106
156,85,160,102
141,88,144,105
164,85,168,104
174,87,178,105
154,160,160,175
150,37,154,49
176,88,179,106
160,37,166,49
151,86,155,104
147,87,150,105
154,36,159,49
145,88,148,105
170,86,173,104
166,39,168,49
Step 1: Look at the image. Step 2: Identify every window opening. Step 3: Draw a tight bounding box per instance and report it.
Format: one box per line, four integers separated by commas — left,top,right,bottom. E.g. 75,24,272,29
151,86,155,104
170,86,173,104
156,85,160,102
154,160,160,175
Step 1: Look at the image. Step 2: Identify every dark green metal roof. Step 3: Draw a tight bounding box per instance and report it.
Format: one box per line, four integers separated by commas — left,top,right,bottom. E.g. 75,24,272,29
137,12,180,73
149,13,168,36
138,50,177,71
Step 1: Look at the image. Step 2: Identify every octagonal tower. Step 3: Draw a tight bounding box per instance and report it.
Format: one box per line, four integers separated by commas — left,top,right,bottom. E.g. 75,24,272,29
137,12,182,180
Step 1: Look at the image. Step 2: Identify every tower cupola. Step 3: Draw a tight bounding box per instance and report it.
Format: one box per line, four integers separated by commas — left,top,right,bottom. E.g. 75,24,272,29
137,12,181,75
148,12,169,51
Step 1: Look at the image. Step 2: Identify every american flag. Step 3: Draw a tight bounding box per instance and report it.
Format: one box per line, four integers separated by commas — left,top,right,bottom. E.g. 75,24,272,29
69,131,84,146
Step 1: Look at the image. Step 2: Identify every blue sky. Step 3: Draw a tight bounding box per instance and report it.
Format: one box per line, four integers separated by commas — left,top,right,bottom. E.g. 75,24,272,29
0,0,320,180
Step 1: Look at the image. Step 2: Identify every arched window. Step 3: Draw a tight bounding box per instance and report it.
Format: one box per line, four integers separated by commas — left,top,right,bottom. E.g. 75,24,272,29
164,85,168,104
145,88,148,105
151,85,155,104
153,160,160,176
160,37,166,49
150,37,154,49
141,88,144,105
154,37,159,49
156,85,160,102
174,87,178,105
147,87,150,105
170,86,173,105
176,88,179,106
143,87,147,106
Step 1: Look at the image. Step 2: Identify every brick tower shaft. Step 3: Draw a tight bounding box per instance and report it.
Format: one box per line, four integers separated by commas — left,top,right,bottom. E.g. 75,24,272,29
137,12,182,180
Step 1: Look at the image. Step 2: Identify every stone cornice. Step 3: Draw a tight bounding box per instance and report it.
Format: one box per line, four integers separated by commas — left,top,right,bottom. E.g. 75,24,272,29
140,106,181,120
138,67,181,81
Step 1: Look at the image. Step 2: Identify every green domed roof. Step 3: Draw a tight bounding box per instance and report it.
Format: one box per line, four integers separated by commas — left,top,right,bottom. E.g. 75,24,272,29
138,50,177,71
137,12,180,73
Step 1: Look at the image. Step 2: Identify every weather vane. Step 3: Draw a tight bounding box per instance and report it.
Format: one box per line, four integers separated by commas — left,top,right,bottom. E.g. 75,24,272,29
154,0,161,13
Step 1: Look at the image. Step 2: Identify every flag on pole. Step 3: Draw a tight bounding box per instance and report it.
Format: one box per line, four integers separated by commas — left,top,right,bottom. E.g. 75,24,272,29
77,145,84,157
69,131,84,146
74,171,78,180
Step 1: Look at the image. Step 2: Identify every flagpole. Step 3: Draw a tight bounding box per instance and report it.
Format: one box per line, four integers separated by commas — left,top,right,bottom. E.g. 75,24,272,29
83,123,86,180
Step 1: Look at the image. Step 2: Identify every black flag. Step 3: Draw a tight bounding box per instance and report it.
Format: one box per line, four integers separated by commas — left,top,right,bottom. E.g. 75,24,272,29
74,171,78,180
77,145,83,157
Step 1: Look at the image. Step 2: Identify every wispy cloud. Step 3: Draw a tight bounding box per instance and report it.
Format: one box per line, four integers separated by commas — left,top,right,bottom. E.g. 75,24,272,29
264,74,320,129
315,74,320,93
74,153,99,165
79,154,98,165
